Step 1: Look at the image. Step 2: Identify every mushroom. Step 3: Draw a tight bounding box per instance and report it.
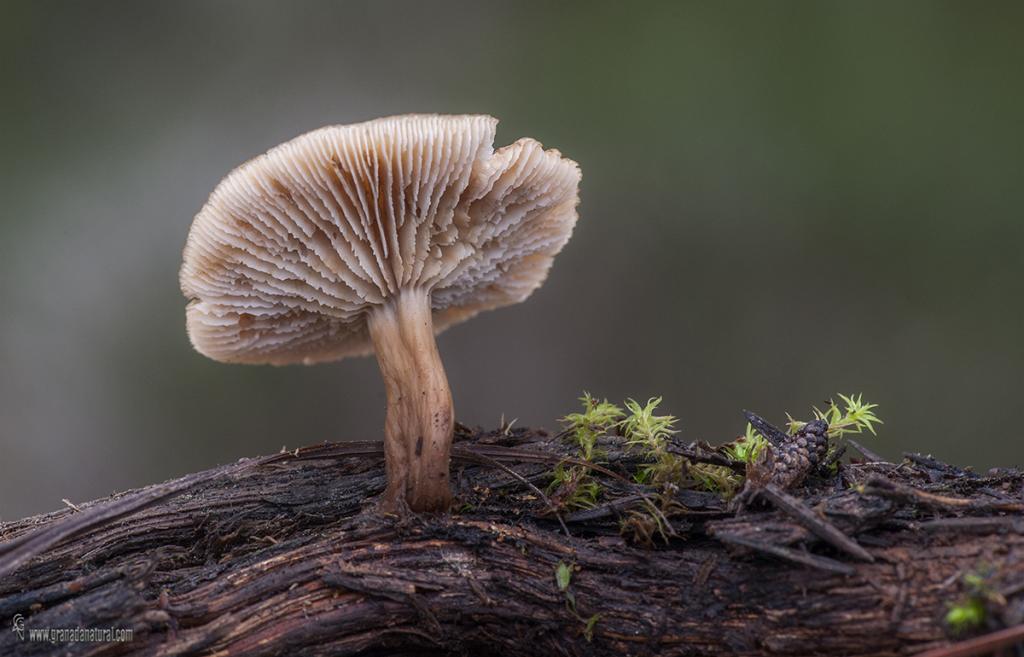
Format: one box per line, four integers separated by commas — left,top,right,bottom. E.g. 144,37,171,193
180,114,581,512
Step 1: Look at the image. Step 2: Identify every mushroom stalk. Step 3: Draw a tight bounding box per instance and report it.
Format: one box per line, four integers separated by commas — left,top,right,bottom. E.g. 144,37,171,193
368,287,454,512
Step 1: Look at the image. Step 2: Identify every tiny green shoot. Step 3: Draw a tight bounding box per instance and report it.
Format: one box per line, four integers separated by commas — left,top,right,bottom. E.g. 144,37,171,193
561,392,624,461
550,394,623,510
689,462,743,497
555,561,572,591
787,393,882,439
723,423,768,463
945,599,986,634
944,565,999,635
554,561,599,642
620,397,678,451
583,613,601,642
548,462,601,510
620,398,686,486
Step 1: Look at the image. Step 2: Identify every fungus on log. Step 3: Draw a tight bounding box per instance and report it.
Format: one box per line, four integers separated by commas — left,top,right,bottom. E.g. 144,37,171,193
180,115,580,512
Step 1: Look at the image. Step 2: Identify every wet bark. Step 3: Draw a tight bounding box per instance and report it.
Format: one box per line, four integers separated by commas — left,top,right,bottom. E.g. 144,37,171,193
0,427,1022,656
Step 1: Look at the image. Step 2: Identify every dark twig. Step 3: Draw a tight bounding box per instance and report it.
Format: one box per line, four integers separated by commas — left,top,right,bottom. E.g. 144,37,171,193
457,444,630,482
666,440,747,474
453,448,571,538
864,476,1024,513
564,495,646,523
904,453,979,479
847,438,887,463
743,411,790,447
912,517,1024,533
759,484,874,562
714,533,857,575
819,444,847,473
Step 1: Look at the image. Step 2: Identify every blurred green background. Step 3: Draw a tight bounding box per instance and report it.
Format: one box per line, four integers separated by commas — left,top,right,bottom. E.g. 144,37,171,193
1,1,1022,520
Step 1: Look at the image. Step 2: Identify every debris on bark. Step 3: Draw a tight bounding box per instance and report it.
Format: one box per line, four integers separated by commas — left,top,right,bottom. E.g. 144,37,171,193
1,423,1022,656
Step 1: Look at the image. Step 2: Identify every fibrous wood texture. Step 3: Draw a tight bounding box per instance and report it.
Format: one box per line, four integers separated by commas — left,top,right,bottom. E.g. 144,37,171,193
1,427,1022,656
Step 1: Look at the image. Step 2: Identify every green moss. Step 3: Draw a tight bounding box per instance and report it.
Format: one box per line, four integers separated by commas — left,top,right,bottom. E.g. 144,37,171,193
620,398,677,448
549,394,623,509
689,462,742,497
787,393,882,439
550,391,884,543
945,565,998,635
547,462,601,510
945,599,986,633
620,397,686,486
723,423,769,463
561,392,624,461
619,496,679,546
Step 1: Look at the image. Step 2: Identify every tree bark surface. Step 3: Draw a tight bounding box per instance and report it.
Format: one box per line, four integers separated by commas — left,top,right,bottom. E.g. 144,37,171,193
1,428,1022,656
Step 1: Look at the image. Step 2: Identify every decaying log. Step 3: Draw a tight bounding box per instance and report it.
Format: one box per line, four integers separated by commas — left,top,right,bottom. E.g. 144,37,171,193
1,427,1022,656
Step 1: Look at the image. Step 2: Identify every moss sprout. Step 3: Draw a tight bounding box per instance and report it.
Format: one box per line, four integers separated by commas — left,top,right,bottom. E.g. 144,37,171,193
548,461,602,510
944,565,1002,635
552,391,882,532
554,561,600,642
550,394,624,510
787,393,882,439
561,392,624,461
689,463,743,497
620,397,688,486
945,599,986,634
619,496,678,546
723,423,769,464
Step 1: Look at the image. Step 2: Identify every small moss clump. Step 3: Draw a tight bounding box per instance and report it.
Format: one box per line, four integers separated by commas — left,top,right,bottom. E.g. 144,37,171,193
688,462,743,497
945,599,986,634
561,392,624,461
945,567,1002,635
548,390,883,543
548,461,602,510
621,397,684,486
723,423,769,464
549,393,624,510
787,393,882,439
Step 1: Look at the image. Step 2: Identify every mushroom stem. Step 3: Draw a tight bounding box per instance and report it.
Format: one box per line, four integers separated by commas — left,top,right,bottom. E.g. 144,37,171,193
367,287,454,512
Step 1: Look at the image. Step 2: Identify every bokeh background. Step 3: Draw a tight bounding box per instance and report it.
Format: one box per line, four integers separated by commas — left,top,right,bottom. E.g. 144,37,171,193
2,1,1022,520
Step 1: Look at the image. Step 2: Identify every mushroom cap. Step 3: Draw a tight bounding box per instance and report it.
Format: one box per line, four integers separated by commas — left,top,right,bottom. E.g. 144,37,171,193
180,114,581,365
